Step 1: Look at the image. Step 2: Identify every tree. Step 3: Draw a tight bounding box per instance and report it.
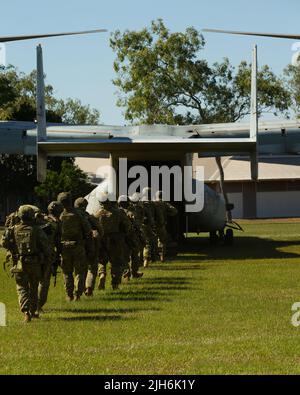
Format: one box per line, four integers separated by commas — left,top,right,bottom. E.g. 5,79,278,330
0,65,100,123
284,62,300,117
0,66,98,215
34,161,93,207
110,19,291,125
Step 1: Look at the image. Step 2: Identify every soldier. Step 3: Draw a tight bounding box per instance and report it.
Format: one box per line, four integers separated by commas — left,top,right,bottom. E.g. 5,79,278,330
155,191,178,262
57,192,92,302
1,205,50,322
118,195,143,279
3,210,21,269
5,210,21,228
95,192,131,290
37,201,63,312
74,197,104,297
129,193,146,268
141,187,158,267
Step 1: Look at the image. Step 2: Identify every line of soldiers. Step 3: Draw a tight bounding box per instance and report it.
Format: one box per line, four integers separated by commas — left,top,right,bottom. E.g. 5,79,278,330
1,188,177,323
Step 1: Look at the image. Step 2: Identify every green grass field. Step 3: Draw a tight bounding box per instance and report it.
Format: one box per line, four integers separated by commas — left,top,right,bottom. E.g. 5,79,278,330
1,221,300,375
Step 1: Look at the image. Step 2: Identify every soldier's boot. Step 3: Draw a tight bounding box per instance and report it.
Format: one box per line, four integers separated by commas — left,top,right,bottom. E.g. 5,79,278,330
66,295,74,302
98,274,106,290
85,287,93,297
123,270,131,281
132,271,143,279
74,295,81,302
24,312,31,323
143,259,150,268
111,274,120,291
159,252,165,263
32,312,40,319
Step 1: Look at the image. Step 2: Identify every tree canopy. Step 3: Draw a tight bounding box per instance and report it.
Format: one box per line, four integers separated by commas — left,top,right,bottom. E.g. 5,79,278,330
0,65,100,124
284,63,300,118
34,160,94,207
110,19,291,125
0,65,97,211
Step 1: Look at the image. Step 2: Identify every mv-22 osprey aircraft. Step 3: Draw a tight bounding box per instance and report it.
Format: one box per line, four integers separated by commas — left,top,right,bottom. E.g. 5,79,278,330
1,28,300,245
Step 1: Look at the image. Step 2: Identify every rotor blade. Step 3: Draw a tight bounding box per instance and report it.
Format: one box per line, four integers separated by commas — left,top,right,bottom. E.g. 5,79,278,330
0,28,107,43
203,28,300,40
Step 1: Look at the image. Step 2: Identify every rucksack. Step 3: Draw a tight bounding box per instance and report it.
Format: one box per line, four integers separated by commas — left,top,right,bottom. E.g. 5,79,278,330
60,211,83,241
14,225,38,256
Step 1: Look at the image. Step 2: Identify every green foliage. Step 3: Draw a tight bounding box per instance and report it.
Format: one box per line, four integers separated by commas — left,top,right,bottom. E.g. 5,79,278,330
0,66,99,210
0,154,74,204
284,62,300,117
34,160,93,204
0,65,100,123
110,19,291,124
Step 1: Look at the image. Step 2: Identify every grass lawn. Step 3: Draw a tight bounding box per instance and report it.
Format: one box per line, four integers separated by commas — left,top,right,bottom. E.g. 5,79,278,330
1,221,300,374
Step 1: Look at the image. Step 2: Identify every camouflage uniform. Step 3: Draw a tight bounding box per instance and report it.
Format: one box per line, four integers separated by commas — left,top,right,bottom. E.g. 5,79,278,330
3,211,21,268
95,195,131,290
141,188,158,267
58,192,92,301
37,201,63,311
1,206,50,322
74,197,104,296
155,192,178,262
118,196,143,279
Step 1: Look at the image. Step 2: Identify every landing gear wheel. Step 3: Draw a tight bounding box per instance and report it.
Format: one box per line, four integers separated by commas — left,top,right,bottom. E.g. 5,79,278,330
224,229,234,246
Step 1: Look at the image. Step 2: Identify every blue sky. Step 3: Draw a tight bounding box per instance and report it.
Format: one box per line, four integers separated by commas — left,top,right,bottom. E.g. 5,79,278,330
1,0,299,124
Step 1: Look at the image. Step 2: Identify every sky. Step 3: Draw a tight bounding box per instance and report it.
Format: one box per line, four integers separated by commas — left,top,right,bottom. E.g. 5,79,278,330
0,0,299,125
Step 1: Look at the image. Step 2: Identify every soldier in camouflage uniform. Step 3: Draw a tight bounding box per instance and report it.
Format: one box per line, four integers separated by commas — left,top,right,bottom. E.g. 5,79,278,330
58,192,92,302
37,201,63,312
141,187,158,267
5,210,21,228
118,195,143,279
155,191,178,262
129,193,146,268
74,197,104,297
1,206,50,323
3,210,21,268
95,193,131,290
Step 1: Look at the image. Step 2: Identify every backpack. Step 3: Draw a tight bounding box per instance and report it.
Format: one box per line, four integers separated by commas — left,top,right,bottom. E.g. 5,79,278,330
14,225,37,256
97,209,120,234
60,211,83,241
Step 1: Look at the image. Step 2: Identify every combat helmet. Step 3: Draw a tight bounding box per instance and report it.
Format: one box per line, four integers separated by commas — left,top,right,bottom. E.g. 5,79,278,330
48,201,63,216
57,192,72,207
74,197,88,209
129,192,140,203
18,205,35,222
118,195,129,209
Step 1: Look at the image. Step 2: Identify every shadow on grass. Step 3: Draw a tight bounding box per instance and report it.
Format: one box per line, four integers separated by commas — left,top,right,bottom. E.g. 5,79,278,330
56,314,124,322
152,264,208,271
177,236,300,262
49,306,161,314
140,276,194,285
102,295,171,302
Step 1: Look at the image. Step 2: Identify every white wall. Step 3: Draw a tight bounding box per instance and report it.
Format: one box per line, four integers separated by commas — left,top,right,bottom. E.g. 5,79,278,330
257,191,300,218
